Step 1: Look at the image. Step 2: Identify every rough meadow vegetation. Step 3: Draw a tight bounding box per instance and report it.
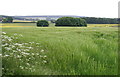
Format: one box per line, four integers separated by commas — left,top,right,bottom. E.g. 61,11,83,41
1,23,118,75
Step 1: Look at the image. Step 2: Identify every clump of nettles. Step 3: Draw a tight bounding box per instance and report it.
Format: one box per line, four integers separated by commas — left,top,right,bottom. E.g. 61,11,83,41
1,32,48,75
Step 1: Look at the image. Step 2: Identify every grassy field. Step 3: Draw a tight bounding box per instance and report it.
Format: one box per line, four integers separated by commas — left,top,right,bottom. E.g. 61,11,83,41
1,23,118,75
0,23,118,27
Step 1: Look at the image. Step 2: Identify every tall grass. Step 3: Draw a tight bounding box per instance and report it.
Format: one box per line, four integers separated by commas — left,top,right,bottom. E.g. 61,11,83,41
1,27,118,75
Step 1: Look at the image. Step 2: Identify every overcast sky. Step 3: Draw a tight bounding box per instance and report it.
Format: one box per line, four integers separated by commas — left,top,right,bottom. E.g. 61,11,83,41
0,0,119,18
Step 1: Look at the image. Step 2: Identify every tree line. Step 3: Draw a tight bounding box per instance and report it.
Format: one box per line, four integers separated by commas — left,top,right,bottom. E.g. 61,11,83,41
1,16,118,25
2,17,13,23
55,17,87,27
37,17,87,27
82,17,118,24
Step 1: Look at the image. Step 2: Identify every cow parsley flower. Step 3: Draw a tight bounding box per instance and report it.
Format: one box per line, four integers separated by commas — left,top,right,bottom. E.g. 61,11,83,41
2,32,6,35
41,49,44,52
43,60,47,63
5,47,11,51
14,33,17,35
4,55,9,57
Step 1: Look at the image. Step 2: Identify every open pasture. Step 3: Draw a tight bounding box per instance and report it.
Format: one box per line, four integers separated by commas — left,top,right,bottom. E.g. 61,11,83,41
1,23,118,75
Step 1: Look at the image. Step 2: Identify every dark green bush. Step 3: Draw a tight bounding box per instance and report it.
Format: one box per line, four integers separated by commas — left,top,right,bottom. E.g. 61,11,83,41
2,17,13,23
37,20,49,27
55,17,87,27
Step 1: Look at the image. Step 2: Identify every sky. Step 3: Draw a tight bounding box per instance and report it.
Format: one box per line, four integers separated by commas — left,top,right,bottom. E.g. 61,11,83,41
0,0,119,18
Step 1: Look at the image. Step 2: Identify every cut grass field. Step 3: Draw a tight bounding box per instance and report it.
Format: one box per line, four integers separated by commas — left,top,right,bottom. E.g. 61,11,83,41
1,23,118,75
0,23,35,27
13,20,34,23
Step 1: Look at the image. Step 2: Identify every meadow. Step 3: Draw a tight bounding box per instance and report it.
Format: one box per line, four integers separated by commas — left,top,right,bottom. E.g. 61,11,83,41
1,23,118,75
0,23,118,27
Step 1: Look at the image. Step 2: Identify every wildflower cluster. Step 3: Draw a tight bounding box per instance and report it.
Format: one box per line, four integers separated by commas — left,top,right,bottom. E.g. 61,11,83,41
2,32,48,75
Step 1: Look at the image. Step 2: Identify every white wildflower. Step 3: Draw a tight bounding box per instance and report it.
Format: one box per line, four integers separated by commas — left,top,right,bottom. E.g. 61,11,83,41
11,45,15,48
1,44,4,47
0,54,2,57
24,43,28,45
41,49,44,52
31,53,34,55
19,34,23,37
43,55,47,58
13,50,17,53
29,42,33,44
36,53,39,55
2,68,4,70
3,35,8,39
40,55,43,57
17,55,21,58
20,66,24,69
16,48,21,52
4,55,9,57
2,32,6,35
26,63,30,66
8,38,12,41
21,52,30,55
2,39,5,42
14,33,17,35
32,42,34,43
18,44,23,47
27,47,33,49
43,60,47,63
2,43,8,47
29,68,32,70
14,43,19,45
5,47,11,51
28,57,31,60
23,49,29,51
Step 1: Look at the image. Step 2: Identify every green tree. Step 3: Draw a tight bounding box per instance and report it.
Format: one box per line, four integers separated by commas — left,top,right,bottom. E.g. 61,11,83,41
55,17,87,27
2,17,13,23
37,20,49,27
80,19,87,26
82,17,118,24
